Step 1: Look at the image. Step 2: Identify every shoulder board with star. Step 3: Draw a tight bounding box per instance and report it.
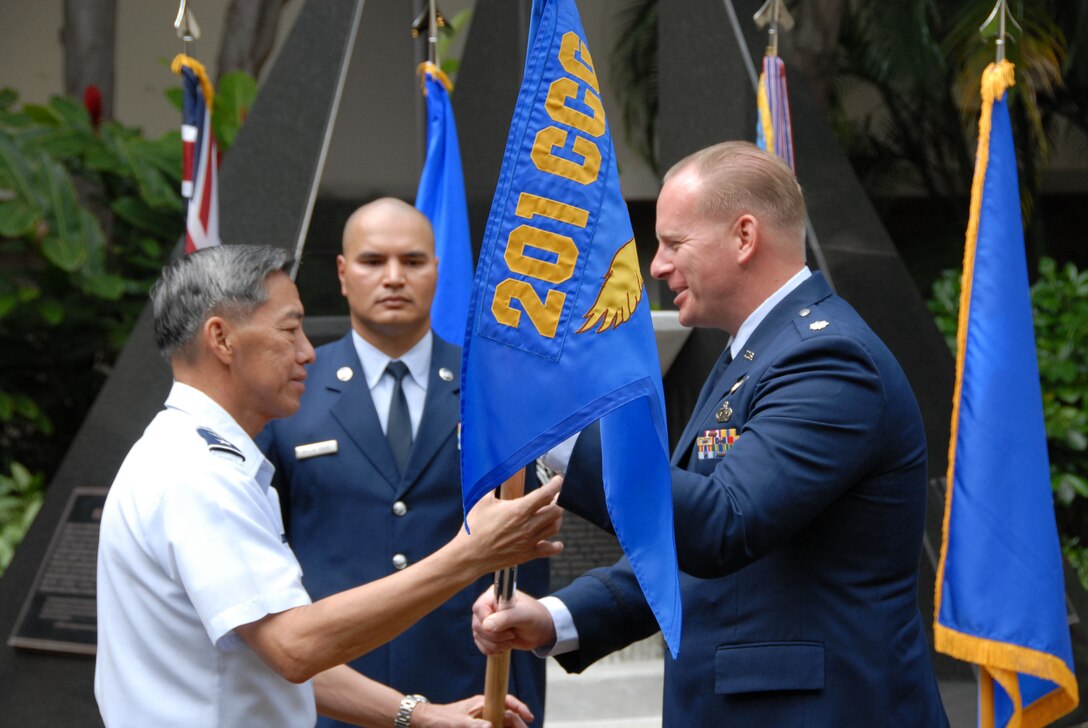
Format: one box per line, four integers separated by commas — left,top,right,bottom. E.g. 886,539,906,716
196,426,245,461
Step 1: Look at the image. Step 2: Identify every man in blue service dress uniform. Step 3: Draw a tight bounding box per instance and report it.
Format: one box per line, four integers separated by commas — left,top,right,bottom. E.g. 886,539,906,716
472,142,949,727
260,198,549,727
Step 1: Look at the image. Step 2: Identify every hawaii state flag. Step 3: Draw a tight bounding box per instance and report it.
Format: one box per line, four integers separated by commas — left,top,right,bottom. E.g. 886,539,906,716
415,62,474,345
459,0,681,657
171,55,220,254
934,60,1078,727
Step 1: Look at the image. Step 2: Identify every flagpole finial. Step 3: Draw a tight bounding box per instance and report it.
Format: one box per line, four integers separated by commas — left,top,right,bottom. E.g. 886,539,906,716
174,0,201,57
979,0,1022,64
410,2,447,68
753,0,794,57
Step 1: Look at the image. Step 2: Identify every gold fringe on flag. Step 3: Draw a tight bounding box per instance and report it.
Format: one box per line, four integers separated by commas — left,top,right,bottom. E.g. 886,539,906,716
417,61,453,96
933,58,1080,728
170,54,215,109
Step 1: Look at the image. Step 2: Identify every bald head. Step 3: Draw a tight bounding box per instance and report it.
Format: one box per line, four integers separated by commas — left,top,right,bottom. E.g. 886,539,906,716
342,197,434,256
666,141,806,256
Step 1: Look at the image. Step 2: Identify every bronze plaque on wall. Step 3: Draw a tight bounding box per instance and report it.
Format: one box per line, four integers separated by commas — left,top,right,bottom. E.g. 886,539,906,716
8,487,107,655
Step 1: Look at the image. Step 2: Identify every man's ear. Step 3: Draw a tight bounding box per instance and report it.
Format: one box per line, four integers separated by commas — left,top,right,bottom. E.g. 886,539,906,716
336,254,347,297
734,214,759,266
205,316,234,365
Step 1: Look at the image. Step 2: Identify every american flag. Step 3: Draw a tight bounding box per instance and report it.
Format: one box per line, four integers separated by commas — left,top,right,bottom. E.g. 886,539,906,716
756,55,795,172
173,55,220,253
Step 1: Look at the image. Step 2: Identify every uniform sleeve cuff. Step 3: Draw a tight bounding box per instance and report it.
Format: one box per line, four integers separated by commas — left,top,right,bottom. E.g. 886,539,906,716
533,596,579,657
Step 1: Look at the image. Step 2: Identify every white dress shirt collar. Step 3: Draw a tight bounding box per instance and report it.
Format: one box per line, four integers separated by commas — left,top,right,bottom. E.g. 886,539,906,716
729,266,812,360
351,329,433,392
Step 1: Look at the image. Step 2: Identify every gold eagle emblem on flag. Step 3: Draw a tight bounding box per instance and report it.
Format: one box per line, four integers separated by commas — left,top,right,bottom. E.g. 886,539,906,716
577,239,644,334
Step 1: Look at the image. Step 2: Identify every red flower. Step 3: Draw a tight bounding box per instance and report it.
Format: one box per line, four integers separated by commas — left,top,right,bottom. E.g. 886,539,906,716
83,85,102,129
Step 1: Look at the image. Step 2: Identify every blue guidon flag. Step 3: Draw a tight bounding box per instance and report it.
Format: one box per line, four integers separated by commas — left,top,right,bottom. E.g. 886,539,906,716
459,0,681,657
171,54,220,254
415,61,474,346
934,60,1078,727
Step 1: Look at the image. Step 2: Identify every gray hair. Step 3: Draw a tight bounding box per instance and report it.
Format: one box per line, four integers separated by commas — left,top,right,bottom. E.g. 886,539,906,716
665,141,806,243
151,245,294,360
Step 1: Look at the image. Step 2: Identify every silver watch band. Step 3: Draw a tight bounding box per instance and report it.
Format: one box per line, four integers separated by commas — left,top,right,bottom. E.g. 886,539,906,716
393,693,429,727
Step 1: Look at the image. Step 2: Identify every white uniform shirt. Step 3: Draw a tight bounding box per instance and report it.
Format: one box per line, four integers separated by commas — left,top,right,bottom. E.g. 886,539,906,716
95,382,315,727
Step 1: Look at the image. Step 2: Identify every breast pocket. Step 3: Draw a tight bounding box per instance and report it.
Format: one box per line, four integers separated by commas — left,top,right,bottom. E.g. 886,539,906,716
715,641,825,694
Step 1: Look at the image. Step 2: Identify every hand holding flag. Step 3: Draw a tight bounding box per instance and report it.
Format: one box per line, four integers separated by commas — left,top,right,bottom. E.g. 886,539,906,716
459,0,682,669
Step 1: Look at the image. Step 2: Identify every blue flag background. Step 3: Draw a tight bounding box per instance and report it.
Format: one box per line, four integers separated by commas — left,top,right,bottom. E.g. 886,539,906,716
415,63,474,345
934,61,1078,727
459,0,681,656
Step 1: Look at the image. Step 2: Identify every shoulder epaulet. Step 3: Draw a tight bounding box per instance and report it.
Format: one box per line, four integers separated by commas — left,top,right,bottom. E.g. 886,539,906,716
196,426,245,461
794,305,833,337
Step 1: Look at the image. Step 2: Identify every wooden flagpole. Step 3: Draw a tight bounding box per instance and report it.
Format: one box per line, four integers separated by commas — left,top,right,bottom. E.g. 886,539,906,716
482,469,526,727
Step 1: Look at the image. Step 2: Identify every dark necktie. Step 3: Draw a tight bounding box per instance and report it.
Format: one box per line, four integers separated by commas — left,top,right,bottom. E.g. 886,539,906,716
385,361,412,475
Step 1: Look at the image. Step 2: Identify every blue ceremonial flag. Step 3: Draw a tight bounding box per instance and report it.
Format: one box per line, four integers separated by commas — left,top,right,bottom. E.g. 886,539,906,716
934,60,1078,727
416,62,474,345
459,0,681,656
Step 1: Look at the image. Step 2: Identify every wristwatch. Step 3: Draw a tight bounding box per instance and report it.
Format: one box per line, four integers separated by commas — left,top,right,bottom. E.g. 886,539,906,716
393,693,429,727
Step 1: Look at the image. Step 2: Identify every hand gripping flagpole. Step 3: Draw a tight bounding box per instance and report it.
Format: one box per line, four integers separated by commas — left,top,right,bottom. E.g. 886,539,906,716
482,470,525,727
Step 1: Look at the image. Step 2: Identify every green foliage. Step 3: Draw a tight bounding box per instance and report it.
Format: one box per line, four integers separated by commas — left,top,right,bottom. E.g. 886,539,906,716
833,0,1088,263
437,8,473,80
212,71,258,153
163,70,257,154
0,72,257,575
610,0,658,175
0,91,182,574
929,259,1088,586
0,463,43,572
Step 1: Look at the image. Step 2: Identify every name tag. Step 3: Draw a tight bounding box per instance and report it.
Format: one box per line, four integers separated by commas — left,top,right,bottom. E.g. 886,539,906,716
294,440,338,460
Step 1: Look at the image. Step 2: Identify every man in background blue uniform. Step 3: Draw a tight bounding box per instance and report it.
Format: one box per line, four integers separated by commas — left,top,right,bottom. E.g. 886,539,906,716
473,143,949,727
260,198,548,727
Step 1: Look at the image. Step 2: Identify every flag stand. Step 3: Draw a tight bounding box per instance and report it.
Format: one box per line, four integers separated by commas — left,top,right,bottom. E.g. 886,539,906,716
482,469,525,727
